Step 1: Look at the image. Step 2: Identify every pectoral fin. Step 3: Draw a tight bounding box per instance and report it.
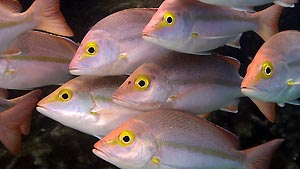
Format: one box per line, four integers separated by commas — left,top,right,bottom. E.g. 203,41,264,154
251,98,276,123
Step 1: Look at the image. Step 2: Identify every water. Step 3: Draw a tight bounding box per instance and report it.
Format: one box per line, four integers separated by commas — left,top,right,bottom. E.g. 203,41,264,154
1,0,300,169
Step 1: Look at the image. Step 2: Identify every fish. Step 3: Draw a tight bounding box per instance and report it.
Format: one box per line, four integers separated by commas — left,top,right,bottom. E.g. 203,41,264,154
197,0,298,9
0,30,78,90
0,0,22,12
242,30,300,109
69,8,170,76
36,76,144,138
112,53,243,115
0,0,73,53
0,89,42,155
93,109,284,169
142,0,283,55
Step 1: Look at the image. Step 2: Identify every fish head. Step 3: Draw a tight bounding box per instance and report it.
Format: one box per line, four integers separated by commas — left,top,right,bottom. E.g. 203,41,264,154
93,119,157,168
69,30,121,75
241,49,289,102
36,79,95,127
112,63,172,111
142,0,192,50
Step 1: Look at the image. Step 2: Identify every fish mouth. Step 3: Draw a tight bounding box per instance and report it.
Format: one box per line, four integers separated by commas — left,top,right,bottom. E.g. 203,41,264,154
69,68,88,75
112,96,137,109
92,146,110,161
241,86,261,99
142,32,159,43
36,106,51,116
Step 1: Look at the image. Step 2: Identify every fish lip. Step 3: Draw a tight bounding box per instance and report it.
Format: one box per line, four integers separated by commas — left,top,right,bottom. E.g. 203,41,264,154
69,68,87,75
36,106,54,116
112,96,136,109
92,147,110,160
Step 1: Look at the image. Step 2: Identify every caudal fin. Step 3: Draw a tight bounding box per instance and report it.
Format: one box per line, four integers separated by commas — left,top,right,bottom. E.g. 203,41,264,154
0,92,41,155
27,0,73,37
254,5,283,41
243,139,284,169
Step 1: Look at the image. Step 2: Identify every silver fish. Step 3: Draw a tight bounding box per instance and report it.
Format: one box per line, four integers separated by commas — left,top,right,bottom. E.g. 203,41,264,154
143,0,283,54
197,0,298,8
113,53,243,114
93,109,283,169
36,76,144,137
69,8,170,76
0,0,73,53
242,30,300,108
0,30,78,90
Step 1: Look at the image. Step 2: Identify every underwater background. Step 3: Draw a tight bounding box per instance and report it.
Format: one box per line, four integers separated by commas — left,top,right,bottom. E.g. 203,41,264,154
1,0,300,168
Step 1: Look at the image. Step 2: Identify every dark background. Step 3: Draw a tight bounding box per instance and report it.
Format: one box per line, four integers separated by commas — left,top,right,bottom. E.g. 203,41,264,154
0,0,300,168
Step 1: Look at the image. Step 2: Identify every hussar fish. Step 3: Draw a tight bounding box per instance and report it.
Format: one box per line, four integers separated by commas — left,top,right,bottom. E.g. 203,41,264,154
113,53,243,114
93,109,283,169
69,8,170,76
0,0,73,53
0,30,78,90
36,76,144,137
0,89,42,155
197,0,298,9
142,0,283,54
242,30,300,111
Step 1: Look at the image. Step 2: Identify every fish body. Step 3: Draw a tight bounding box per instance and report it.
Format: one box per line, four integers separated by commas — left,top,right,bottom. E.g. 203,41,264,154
242,30,300,106
69,8,170,76
142,0,282,54
197,0,298,8
36,76,144,137
0,89,41,155
0,30,78,90
0,0,73,53
113,53,243,114
93,110,283,169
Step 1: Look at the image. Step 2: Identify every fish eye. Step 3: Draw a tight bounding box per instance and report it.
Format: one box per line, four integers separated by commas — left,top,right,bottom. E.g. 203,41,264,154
261,61,273,78
118,130,135,146
84,42,98,56
134,75,150,91
163,12,176,26
58,89,73,102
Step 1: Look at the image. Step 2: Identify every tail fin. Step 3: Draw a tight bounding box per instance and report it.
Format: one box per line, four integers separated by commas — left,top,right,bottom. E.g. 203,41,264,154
254,5,283,41
0,90,41,155
0,0,22,12
242,139,284,169
27,0,73,37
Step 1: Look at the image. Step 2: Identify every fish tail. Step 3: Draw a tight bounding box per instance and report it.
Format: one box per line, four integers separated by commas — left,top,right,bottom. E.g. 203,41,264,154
242,139,284,169
254,5,283,41
0,96,40,155
27,0,73,37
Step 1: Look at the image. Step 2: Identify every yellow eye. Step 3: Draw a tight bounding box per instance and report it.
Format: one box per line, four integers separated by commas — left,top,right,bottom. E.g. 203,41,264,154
84,42,98,57
58,89,73,102
134,75,150,91
162,12,176,27
118,130,135,146
261,61,273,78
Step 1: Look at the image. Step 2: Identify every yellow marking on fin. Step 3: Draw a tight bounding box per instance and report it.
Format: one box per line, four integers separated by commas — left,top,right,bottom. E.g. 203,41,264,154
5,69,15,74
191,33,199,38
90,111,98,116
119,53,127,59
151,157,160,164
169,96,176,100
287,79,300,86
